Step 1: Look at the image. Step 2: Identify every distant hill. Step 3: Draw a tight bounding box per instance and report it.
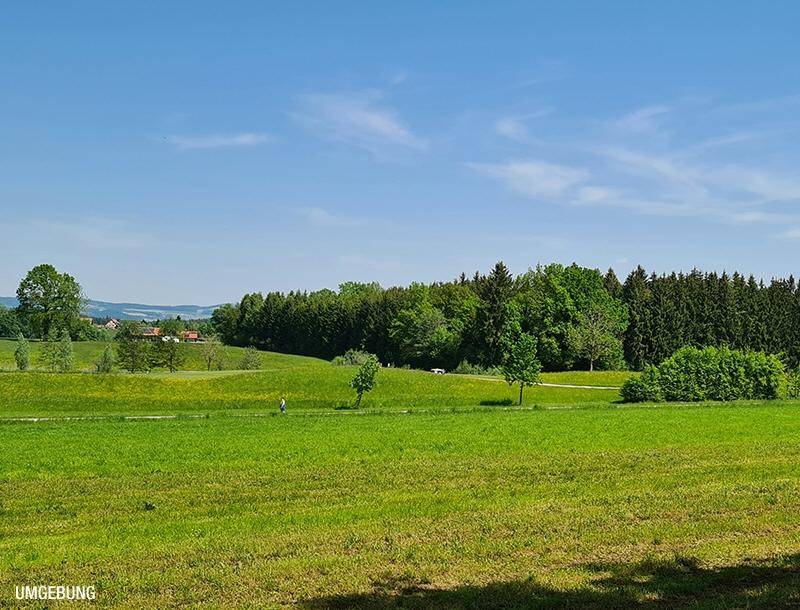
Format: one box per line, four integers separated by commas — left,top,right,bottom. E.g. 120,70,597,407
0,297,221,321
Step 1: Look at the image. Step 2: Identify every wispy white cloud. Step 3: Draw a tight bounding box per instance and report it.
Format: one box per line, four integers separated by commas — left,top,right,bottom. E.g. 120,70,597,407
494,109,552,141
575,186,622,204
297,206,363,228
386,70,409,86
593,146,800,205
293,90,427,155
706,166,800,202
468,160,587,199
164,133,270,149
778,227,800,240
494,118,528,140
510,59,568,89
612,105,671,134
711,93,800,116
28,218,153,249
572,185,704,218
682,131,764,155
311,91,800,246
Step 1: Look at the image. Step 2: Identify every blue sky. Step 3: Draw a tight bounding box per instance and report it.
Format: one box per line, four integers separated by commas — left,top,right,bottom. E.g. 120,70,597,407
2,1,799,304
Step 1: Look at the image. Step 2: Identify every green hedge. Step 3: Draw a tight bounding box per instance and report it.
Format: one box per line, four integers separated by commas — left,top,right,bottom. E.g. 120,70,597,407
621,346,784,403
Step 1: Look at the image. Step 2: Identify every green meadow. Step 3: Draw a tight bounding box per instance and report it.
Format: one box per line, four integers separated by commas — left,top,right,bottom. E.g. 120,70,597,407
2,348,799,608
0,343,624,418
2,404,800,608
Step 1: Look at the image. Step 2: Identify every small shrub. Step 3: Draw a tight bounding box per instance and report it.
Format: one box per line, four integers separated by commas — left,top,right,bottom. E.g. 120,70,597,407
331,349,374,366
95,345,115,373
452,360,501,376
620,366,662,402
238,347,262,370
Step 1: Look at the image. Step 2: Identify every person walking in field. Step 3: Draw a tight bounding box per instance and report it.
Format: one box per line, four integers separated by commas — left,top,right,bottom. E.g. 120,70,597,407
279,397,286,414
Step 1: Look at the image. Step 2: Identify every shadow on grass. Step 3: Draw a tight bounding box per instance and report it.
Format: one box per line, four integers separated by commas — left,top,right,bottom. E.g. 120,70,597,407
479,398,514,406
300,555,800,609
334,404,360,410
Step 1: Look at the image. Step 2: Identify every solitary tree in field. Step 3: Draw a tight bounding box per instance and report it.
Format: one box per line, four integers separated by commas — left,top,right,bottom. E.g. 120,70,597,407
202,337,223,371
502,333,541,405
567,307,621,372
55,328,75,372
16,264,84,338
350,354,379,408
95,344,115,373
238,347,261,370
14,333,29,371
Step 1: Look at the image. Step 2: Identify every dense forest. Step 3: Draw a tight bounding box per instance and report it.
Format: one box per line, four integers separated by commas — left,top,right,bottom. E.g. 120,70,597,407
211,262,800,371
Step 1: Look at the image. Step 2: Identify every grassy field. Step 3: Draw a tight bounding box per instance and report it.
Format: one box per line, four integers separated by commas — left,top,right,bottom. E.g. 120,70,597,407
0,348,626,418
0,369,621,418
2,403,799,608
2,350,797,607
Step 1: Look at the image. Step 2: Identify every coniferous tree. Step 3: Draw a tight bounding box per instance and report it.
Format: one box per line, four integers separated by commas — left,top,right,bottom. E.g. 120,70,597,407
622,267,650,370
14,333,30,371
475,261,514,365
115,322,154,373
55,328,75,372
603,268,622,299
38,326,60,371
95,344,115,373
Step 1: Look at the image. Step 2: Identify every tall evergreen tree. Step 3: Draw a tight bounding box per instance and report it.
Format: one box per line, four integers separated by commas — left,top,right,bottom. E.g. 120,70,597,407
475,261,514,365
622,267,650,370
14,333,30,371
603,268,622,299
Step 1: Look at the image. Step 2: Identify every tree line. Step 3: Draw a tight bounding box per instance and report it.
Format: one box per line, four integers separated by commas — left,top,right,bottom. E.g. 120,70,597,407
6,262,800,373
211,262,624,371
213,262,800,371
622,268,800,369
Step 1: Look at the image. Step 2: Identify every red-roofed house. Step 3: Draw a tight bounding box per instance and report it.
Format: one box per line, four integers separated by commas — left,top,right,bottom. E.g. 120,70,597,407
181,330,200,343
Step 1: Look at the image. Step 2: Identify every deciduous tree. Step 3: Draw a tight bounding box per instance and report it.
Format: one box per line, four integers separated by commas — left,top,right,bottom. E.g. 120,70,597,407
502,333,541,405
350,354,379,408
567,307,622,372
16,264,83,338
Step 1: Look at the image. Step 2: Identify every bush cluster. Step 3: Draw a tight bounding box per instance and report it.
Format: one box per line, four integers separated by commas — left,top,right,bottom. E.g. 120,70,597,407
238,347,262,370
331,349,375,366
621,346,784,403
452,360,501,376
